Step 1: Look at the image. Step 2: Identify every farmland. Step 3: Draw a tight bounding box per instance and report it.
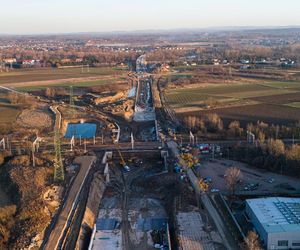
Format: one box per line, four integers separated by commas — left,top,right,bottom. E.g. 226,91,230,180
0,67,127,84
0,67,129,93
285,102,300,108
15,78,125,92
179,104,300,126
0,92,21,125
164,80,300,126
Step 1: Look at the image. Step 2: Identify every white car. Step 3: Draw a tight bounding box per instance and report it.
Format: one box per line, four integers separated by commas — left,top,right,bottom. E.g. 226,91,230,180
210,188,219,193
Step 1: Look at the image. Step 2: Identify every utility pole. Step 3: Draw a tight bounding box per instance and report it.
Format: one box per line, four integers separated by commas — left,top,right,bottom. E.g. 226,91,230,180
189,131,195,146
0,138,5,150
70,135,75,151
247,130,255,144
32,136,42,167
131,133,134,150
292,134,295,145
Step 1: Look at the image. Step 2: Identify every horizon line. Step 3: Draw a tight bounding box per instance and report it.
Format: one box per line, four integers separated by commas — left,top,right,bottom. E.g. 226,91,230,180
1,25,300,36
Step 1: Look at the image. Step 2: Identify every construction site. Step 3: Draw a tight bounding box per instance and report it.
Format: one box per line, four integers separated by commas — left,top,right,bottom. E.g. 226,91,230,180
1,49,300,250
0,53,229,250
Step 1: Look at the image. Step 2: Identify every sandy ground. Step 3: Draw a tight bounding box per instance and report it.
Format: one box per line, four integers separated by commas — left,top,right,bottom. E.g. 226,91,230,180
198,159,300,195
17,109,52,129
94,91,128,104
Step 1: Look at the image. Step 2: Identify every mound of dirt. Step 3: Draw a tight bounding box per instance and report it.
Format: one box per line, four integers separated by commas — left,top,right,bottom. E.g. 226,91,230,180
123,99,134,121
17,110,52,129
0,155,57,249
94,90,128,104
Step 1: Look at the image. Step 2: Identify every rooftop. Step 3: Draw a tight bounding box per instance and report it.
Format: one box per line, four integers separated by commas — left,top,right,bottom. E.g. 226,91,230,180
246,197,300,233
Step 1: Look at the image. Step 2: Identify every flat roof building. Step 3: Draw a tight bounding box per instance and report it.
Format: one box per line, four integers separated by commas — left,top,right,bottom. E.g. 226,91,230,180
246,197,300,250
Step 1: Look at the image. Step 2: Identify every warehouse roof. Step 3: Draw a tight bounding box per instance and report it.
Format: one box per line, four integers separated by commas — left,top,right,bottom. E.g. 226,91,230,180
246,197,300,233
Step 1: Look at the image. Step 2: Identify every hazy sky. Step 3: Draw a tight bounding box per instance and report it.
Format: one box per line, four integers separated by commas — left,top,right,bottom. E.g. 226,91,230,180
0,0,299,34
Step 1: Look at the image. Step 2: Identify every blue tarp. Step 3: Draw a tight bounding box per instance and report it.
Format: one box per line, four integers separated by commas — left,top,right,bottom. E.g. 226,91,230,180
65,123,96,139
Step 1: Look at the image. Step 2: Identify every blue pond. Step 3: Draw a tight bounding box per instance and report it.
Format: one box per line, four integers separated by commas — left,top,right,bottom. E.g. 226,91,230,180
65,123,97,139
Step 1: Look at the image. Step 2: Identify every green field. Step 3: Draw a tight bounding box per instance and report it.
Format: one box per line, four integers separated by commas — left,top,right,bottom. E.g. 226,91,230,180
165,81,300,107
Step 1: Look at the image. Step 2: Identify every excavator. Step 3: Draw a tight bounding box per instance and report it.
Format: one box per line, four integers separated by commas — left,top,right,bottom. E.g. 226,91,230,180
116,146,130,172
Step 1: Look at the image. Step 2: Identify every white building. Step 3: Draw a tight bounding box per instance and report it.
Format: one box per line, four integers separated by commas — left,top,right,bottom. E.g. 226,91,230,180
246,197,300,250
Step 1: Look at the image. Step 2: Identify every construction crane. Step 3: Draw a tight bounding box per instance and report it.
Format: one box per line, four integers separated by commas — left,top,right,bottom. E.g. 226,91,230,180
116,146,130,172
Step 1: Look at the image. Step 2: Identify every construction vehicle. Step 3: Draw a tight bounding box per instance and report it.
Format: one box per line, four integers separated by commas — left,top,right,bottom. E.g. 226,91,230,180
199,178,209,192
180,152,199,169
116,146,130,172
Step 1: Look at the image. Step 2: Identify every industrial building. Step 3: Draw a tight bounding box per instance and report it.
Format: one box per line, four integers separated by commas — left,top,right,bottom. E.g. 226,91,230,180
246,197,300,250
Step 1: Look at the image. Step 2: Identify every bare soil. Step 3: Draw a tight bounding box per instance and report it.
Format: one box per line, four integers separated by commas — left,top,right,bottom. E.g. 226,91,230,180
17,109,53,129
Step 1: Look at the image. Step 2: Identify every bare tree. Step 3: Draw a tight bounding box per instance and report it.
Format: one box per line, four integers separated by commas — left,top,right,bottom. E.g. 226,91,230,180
7,92,21,104
228,120,243,137
267,139,285,156
257,131,265,144
45,87,56,98
225,167,242,196
244,231,262,250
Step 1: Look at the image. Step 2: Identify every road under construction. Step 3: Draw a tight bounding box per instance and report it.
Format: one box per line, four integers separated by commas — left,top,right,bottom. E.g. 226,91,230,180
36,54,171,250
0,54,249,250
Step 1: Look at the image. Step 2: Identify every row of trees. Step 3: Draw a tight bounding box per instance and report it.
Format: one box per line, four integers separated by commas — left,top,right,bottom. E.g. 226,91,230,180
232,140,300,176
194,43,300,64
183,114,300,140
7,93,37,109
